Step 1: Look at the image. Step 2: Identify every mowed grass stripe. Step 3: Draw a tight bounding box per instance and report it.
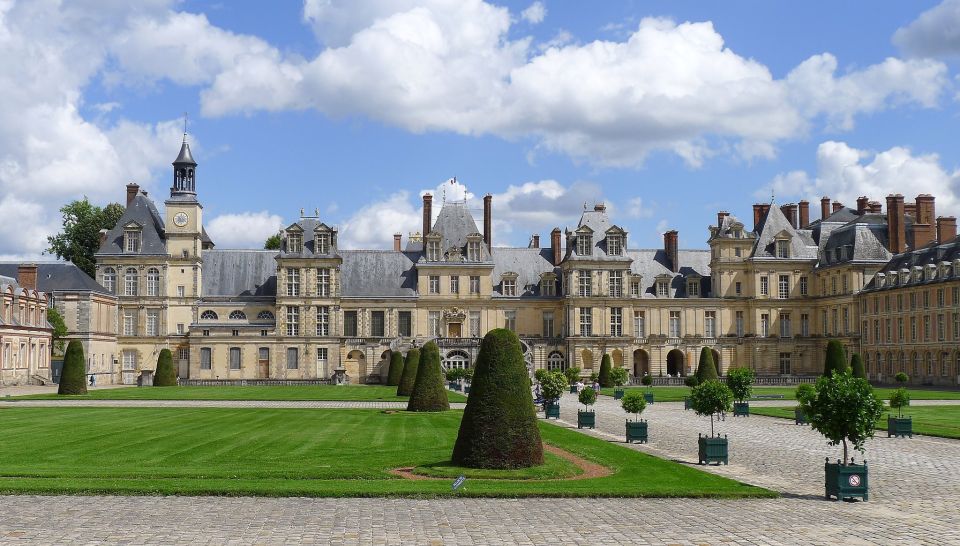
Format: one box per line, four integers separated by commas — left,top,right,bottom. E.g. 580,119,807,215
12,385,468,402
751,405,960,439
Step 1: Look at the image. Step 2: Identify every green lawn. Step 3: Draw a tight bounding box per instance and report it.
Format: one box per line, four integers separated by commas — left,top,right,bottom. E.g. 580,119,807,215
11,385,467,403
603,385,960,402
0,407,773,498
751,405,960,440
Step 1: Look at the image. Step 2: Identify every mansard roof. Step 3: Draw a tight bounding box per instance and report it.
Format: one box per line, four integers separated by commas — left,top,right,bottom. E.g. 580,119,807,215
751,204,817,259
341,250,418,297
201,250,277,299
626,249,712,298
0,263,110,295
865,236,960,291
280,217,339,257
430,202,484,251
565,208,631,262
817,214,893,266
96,192,167,256
490,248,558,297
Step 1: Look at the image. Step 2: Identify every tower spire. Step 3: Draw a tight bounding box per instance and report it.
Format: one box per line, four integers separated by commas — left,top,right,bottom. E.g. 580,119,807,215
171,116,197,200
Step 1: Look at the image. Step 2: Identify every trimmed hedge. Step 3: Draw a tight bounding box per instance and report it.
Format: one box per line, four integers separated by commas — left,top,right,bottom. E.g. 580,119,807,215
153,348,177,386
452,328,544,469
57,340,88,395
386,351,404,386
695,347,718,383
406,342,449,412
598,354,613,388
823,339,849,377
850,353,866,379
397,348,420,396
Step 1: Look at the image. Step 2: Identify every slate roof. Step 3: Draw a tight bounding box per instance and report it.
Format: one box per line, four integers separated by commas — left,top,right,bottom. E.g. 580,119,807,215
565,208,631,262
713,214,752,239
817,215,893,266
490,248,558,297
279,217,339,257
201,250,277,298
0,263,110,295
865,236,960,291
96,192,167,256
626,249,712,298
751,204,818,260
174,140,196,165
340,250,417,297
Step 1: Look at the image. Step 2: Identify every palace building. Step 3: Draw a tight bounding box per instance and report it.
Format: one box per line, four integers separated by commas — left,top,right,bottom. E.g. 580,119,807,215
0,265,53,385
81,136,959,386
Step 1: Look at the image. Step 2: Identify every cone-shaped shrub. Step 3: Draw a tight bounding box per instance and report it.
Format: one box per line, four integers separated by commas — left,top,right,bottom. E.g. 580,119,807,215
598,354,613,388
407,342,449,412
58,340,88,395
153,348,177,386
823,340,849,377
695,347,718,383
386,351,404,386
850,353,866,379
397,348,420,396
452,329,544,468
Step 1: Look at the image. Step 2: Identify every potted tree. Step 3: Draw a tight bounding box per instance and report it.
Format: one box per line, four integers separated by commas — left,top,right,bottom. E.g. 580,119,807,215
887,387,912,438
445,367,463,390
610,367,628,399
683,375,699,410
621,391,648,443
794,383,815,425
690,380,733,465
540,370,566,419
641,374,654,404
726,367,754,417
800,370,883,501
577,387,597,429
565,367,582,394
589,371,599,384
462,367,474,393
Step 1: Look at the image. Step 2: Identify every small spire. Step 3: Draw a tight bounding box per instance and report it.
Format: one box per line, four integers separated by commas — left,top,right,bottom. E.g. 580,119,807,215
183,111,189,140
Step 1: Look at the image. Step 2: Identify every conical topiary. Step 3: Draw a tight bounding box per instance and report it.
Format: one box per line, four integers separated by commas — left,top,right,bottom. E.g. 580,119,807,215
386,351,404,386
695,347,718,383
58,340,88,395
397,348,420,396
598,354,613,388
153,348,177,386
823,340,848,377
407,341,449,412
850,353,866,379
452,329,544,468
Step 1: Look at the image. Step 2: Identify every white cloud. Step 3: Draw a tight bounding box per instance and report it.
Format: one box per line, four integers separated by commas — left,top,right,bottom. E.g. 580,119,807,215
627,197,653,219
893,0,960,58
520,2,546,24
339,191,422,249
206,211,285,249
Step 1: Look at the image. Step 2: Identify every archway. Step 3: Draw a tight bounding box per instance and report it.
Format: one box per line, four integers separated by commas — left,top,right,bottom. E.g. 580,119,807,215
711,349,721,376
443,350,470,370
547,351,565,371
632,349,649,378
345,350,366,383
581,349,594,371
667,349,685,377
377,350,391,383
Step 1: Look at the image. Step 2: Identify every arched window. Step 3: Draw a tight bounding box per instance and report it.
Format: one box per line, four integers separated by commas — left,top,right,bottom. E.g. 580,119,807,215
102,268,116,294
547,351,565,371
124,268,138,296
229,310,247,320
926,352,933,376
146,268,160,296
256,310,275,321
444,350,470,370
200,310,219,320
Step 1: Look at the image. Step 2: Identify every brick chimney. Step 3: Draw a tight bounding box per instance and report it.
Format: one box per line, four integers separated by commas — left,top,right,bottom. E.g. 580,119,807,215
856,196,869,215
551,228,562,266
126,183,140,207
594,203,606,212
832,201,844,214
530,234,540,248
753,204,771,232
916,194,936,225
483,194,492,250
886,194,906,254
904,203,917,218
820,197,831,221
781,204,798,229
663,230,679,273
937,216,957,243
393,233,402,252
798,200,810,228
422,193,433,237
17,264,37,291
99,228,109,247
868,201,882,214
717,211,729,228
913,194,937,248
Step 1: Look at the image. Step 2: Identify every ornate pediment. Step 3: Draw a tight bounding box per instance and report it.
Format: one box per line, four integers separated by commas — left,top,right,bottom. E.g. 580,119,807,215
442,307,467,323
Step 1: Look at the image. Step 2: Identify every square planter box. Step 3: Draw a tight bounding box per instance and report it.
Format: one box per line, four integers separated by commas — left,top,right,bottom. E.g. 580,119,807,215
544,402,560,419
578,410,596,429
698,434,728,465
570,386,578,394
625,419,648,443
613,388,625,400
794,407,808,425
464,386,470,394
887,416,912,438
825,459,869,501
733,402,750,417
643,392,655,404
683,397,691,411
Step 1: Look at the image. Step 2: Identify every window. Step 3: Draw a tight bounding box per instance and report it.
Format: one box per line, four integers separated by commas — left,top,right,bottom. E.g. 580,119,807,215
541,276,555,296
577,234,592,256
885,318,892,344
873,320,879,343
735,247,742,257
287,233,302,253
634,311,646,338
122,310,137,336
398,311,412,337
102,268,116,294
609,271,623,297
200,348,211,370
450,276,459,294
938,288,945,308
200,310,218,320
610,307,622,336
502,279,516,297
343,311,358,337
317,268,331,297
780,312,791,337
735,281,742,296
801,313,809,337
547,351,565,371
469,311,480,337
736,311,744,337
923,290,930,309
910,292,917,310
429,275,440,294
842,307,849,334
316,348,328,376
898,318,904,342
229,347,241,369
145,310,159,336
232,329,239,337
760,313,769,337
286,268,300,296
315,232,330,254
776,240,789,258
257,310,275,321
578,271,591,297
469,276,480,294
607,235,622,256
687,280,700,297
669,311,681,337
176,324,184,335
124,268,138,296
286,306,299,336
778,275,789,299
124,230,141,253
429,311,440,336
467,241,481,262
146,268,160,296
924,315,931,341
579,308,592,336
426,240,441,261
504,310,516,332
630,279,640,297
316,306,329,336
760,276,769,296
371,310,385,337
799,276,808,296
954,312,960,341
177,285,185,298
657,280,669,297
229,310,246,320
779,352,791,375
286,348,299,369
705,311,716,338
911,317,917,341
542,311,555,337
842,275,849,294
832,277,837,295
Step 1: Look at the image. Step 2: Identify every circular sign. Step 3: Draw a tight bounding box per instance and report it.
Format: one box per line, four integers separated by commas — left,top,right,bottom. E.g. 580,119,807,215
848,474,861,487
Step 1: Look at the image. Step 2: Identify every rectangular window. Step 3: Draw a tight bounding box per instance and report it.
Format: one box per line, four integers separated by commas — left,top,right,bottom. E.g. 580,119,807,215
177,285,185,298
630,280,640,297
874,320,880,343
317,268,331,297
398,311,412,337
200,348,211,370
429,275,440,294
578,271,591,297
910,292,917,310
924,315,931,341
450,276,459,294
822,310,828,336
735,281,742,296
286,268,300,297
579,308,592,336
259,347,269,368
842,307,849,334
469,311,480,337
145,310,159,336
502,279,516,297
316,306,329,336
799,276,808,296
125,231,141,253
735,247,742,257
937,289,945,308
760,276,769,296
500,310,515,332
801,313,809,337
705,311,716,338
315,233,330,254
609,271,623,297
286,347,299,370
897,294,903,311
229,347,241,370
288,233,302,253
577,235,592,256
371,310,385,337
937,314,945,341
778,275,789,299
832,277,837,295
923,291,930,309
286,306,299,336
429,311,440,336
469,276,480,294
542,311,555,338
779,352,791,375
669,311,681,337
760,313,769,337
776,240,789,258
343,311,358,337
736,311,744,337
910,317,917,341
885,319,892,343
123,310,137,336
541,277,555,296
687,281,700,297
842,275,848,294
610,307,622,336
467,241,481,261
607,235,622,256
426,240,441,261
147,272,159,296
898,318,904,342
657,281,668,297
954,312,960,341
634,311,646,338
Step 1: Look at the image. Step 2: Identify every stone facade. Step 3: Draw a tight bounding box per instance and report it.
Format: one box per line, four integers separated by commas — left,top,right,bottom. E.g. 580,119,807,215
0,265,52,385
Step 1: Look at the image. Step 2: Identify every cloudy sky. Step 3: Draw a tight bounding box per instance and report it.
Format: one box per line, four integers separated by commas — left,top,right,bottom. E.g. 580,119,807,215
2,0,960,257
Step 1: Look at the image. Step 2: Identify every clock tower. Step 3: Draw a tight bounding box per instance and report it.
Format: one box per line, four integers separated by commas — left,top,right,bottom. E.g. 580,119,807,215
165,134,204,259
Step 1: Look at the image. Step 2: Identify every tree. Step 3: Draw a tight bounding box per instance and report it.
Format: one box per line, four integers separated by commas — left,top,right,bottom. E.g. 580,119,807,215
610,367,628,387
689,380,733,436
641,374,653,389
153,348,177,386
895,372,909,384
850,353,866,379
46,199,124,277
823,339,849,377
684,375,700,388
725,367,755,403
46,307,68,356
578,386,597,408
795,383,816,403
57,340,88,395
800,370,884,464
563,367,581,385
397,348,420,396
534,368,550,384
540,371,567,404
621,391,647,420
695,347,718,383
452,329,544,468
445,368,464,382
407,342,449,412
889,388,910,419
386,351,404,386
598,354,613,388
264,234,281,250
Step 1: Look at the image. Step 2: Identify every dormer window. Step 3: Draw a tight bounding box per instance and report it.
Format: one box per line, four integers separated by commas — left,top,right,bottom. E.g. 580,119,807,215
732,228,742,238
629,276,642,297
687,279,700,297
124,229,141,253
656,276,670,297
467,239,482,262
315,232,330,254
577,234,593,256
502,278,516,297
288,233,303,253
540,273,556,296
426,238,442,261
607,235,622,256
776,240,790,259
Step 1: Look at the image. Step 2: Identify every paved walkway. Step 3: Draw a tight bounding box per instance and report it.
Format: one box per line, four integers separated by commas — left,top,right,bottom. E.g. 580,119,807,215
0,399,468,409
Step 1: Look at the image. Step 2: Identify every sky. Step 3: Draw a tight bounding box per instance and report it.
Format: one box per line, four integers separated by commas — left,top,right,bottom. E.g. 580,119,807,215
2,0,960,257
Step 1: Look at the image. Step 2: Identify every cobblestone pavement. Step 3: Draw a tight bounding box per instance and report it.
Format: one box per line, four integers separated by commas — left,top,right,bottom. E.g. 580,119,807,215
0,399,467,409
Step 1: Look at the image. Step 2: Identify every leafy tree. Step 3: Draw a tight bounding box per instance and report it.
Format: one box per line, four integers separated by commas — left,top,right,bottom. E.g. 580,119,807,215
621,391,647,420
795,383,816,403
46,307,68,356
153,348,177,386
610,367,628,387
690,380,733,436
578,386,597,408
800,370,884,464
444,367,464,382
823,339,849,377
397,348,420,396
264,234,282,250
895,372,909,384
598,354,613,388
725,367,755,403
640,374,653,388
695,347,718,383
407,342,449,412
462,367,474,382
540,371,567,403
386,351,404,386
58,340,88,395
850,353,866,379
889,388,910,419
452,329,543,468
534,368,550,384
46,199,124,277
563,367,581,385
589,371,599,383
684,375,700,388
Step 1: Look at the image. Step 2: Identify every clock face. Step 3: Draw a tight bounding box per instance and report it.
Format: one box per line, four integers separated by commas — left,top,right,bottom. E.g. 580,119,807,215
173,212,189,227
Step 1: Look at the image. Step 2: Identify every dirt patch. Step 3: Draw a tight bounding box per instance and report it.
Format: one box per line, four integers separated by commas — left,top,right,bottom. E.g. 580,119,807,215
389,443,612,481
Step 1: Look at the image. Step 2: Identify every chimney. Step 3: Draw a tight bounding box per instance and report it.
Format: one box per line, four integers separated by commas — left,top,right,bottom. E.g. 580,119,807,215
904,203,917,218
916,194,936,225
832,201,844,214
530,234,540,248
663,230,679,273
820,197,831,221
780,204,798,229
126,183,140,207
886,194,906,254
856,196,869,215
753,204,771,232
594,203,606,212
937,216,957,243
551,228,562,266
798,200,810,228
868,201,882,214
717,211,729,228
422,193,433,237
913,194,937,248
483,194,493,250
393,233,402,252
17,264,37,291
99,228,109,247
